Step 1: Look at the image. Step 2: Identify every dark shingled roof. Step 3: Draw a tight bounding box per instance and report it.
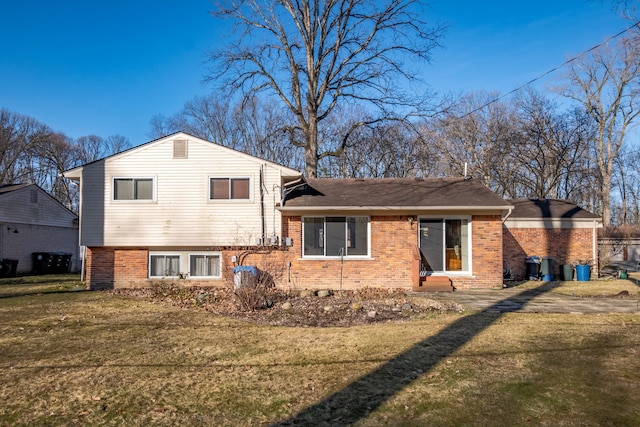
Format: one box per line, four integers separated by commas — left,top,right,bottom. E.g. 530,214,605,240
281,178,511,209
508,199,600,220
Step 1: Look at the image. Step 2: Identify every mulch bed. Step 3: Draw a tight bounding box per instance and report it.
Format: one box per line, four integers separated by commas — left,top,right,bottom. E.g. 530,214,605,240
113,285,464,327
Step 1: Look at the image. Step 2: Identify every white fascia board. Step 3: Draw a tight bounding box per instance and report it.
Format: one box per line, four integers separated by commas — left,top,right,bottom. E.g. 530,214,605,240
278,205,512,213
504,218,603,229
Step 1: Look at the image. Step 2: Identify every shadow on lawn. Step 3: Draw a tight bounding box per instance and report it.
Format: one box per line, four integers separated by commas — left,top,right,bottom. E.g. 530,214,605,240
273,281,562,426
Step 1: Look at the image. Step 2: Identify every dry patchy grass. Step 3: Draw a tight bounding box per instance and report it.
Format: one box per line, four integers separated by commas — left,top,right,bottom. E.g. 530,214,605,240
1,276,639,426
511,277,640,298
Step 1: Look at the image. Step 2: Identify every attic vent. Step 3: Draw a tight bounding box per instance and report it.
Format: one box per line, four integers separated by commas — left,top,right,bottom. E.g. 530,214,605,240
173,139,188,159
30,189,38,204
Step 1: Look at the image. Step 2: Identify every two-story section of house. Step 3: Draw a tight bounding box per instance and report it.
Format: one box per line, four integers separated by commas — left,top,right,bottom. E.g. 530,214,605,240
63,132,301,290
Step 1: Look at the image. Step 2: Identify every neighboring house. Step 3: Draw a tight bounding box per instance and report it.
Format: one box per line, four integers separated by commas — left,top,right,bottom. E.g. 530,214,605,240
0,183,79,274
63,132,300,289
503,199,602,279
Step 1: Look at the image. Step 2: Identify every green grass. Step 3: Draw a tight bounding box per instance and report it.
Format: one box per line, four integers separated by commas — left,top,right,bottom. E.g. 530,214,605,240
0,275,639,426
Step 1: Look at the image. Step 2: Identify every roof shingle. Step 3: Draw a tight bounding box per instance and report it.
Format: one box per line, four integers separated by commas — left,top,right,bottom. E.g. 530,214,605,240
282,178,511,210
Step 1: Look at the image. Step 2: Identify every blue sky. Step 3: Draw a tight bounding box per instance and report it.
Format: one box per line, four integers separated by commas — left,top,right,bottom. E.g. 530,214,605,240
0,1,629,146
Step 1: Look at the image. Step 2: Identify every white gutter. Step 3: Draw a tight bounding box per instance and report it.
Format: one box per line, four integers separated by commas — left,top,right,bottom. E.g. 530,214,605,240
277,205,512,212
501,206,514,223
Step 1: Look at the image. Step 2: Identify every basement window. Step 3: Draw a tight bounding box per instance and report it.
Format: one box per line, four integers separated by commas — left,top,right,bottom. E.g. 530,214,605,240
189,253,222,278
149,254,181,278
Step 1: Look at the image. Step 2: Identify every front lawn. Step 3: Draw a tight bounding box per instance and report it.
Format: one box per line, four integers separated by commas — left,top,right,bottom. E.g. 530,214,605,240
0,275,638,425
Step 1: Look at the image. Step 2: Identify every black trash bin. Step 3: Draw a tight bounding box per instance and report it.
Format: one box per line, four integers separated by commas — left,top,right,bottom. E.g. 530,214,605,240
525,256,541,280
0,259,18,278
32,252,54,274
58,253,72,273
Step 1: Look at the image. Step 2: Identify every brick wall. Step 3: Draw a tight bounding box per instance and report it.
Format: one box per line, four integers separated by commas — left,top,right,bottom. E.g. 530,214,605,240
503,227,596,279
455,215,504,289
85,214,506,290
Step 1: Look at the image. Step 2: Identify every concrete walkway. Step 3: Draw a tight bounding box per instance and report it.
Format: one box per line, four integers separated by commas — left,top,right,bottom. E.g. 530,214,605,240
422,287,640,314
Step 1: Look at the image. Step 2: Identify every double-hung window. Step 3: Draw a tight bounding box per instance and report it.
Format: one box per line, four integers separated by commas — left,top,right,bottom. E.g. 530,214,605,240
113,178,154,201
210,177,251,200
303,216,369,257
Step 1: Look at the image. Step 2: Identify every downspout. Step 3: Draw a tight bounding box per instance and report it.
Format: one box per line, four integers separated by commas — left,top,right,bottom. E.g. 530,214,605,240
593,219,598,276
501,207,513,223
260,165,266,244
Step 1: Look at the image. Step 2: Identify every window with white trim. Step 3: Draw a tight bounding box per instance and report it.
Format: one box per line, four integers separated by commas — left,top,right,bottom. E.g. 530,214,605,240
209,177,251,200
113,178,154,201
303,216,369,257
189,253,222,278
149,254,180,278
419,217,470,273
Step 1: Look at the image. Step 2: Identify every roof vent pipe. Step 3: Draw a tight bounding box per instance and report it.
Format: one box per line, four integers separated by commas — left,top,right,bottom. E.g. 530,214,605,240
464,162,468,179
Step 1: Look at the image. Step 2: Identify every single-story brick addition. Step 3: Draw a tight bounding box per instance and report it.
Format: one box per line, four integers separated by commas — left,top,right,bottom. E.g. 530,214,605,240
502,199,601,279
63,133,601,291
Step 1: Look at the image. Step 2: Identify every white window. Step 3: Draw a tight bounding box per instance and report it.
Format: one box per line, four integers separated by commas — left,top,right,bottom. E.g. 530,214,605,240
113,178,154,201
418,217,471,273
189,253,222,278
149,254,181,278
209,177,251,200
303,216,369,257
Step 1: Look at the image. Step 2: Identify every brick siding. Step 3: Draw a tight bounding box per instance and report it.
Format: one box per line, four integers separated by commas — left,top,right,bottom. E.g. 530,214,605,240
85,214,505,290
503,227,596,279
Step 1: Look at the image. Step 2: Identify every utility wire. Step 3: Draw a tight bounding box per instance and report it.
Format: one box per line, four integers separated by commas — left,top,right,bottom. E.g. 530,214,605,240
457,20,640,120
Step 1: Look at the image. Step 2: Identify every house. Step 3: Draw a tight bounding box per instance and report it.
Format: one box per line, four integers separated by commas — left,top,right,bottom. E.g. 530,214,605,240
502,199,602,279
63,132,601,291
0,183,79,275
63,132,300,289
64,130,515,290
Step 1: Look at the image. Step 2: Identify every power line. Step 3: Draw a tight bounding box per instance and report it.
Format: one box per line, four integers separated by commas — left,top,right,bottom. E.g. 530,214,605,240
457,20,640,120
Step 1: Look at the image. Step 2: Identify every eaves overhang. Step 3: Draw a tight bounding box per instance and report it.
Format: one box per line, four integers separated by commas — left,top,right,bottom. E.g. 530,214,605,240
277,204,513,213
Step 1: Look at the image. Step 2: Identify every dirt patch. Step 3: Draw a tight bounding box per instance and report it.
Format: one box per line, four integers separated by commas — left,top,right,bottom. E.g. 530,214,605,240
114,285,464,327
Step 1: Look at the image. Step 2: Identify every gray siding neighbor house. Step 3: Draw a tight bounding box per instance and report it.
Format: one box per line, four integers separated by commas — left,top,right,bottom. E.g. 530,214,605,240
0,184,80,274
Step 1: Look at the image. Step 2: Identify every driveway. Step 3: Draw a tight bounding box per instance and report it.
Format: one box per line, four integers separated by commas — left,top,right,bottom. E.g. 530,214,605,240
423,287,640,314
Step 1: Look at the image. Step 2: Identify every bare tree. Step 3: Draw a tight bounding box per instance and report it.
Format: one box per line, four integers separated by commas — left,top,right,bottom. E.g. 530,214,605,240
0,109,53,185
434,92,520,196
554,34,640,225
511,90,594,201
208,0,444,178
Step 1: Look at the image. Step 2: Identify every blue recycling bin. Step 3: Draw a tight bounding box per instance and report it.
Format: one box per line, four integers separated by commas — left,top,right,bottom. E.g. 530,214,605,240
576,264,590,281
232,266,259,289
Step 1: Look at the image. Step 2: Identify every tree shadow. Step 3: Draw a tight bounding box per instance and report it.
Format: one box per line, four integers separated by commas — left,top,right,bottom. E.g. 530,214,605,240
272,281,562,426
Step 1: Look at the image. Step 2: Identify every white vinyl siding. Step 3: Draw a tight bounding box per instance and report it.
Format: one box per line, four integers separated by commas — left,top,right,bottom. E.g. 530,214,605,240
74,134,298,247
